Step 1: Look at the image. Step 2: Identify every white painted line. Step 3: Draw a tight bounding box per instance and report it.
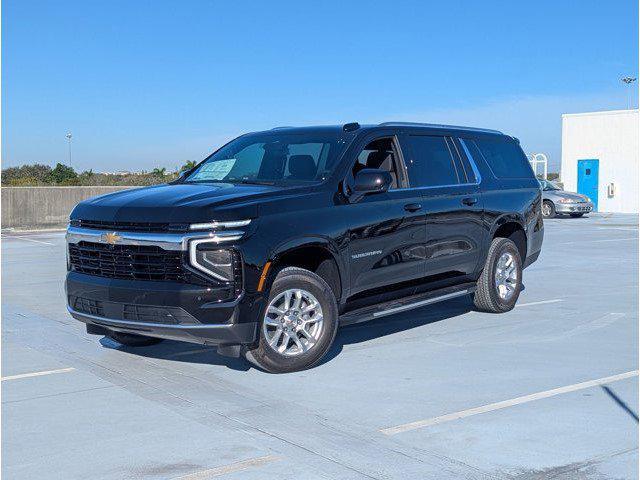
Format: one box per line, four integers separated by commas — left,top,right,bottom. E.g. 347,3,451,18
381,370,639,435
597,227,638,232
560,237,638,245
1,367,75,381
516,299,563,307
2,235,55,245
174,455,281,479
3,228,66,234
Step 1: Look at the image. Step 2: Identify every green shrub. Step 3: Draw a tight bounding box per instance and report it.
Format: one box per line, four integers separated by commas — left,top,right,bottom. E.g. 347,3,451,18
1,163,179,187
48,163,78,184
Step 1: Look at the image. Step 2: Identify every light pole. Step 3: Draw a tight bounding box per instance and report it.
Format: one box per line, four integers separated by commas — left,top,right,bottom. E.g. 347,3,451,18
66,132,73,167
621,77,637,109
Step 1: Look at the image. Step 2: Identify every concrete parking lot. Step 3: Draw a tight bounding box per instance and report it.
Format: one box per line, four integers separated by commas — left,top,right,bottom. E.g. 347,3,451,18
2,213,638,479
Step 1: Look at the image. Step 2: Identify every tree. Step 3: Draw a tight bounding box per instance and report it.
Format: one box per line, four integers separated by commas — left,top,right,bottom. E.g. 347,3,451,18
48,163,77,184
152,167,167,177
180,160,197,172
1,163,52,184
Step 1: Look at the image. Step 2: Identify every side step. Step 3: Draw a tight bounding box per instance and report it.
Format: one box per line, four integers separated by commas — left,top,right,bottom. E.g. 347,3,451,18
339,283,476,326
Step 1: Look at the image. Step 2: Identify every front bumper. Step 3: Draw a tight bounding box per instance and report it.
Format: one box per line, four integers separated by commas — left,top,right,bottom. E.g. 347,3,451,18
66,272,257,345
555,201,594,214
65,223,260,346
69,307,257,345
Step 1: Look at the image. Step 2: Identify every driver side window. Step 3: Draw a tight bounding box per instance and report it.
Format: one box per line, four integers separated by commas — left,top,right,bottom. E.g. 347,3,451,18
352,137,399,189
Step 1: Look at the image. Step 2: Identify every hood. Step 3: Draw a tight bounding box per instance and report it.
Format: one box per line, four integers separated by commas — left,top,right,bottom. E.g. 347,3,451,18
71,182,301,223
548,190,590,202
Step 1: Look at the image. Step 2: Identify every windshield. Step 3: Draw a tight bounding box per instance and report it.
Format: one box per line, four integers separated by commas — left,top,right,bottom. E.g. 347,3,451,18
539,180,561,191
185,131,353,185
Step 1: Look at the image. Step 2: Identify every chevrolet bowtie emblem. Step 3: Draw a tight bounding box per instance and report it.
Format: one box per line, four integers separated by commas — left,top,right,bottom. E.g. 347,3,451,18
101,232,122,245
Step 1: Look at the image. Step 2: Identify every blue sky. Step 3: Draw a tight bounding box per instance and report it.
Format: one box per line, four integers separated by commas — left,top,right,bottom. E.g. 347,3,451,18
3,0,638,173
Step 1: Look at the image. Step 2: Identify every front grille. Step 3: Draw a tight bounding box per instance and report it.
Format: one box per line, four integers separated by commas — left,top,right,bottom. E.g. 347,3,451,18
68,241,243,295
71,296,105,316
69,295,198,325
70,219,189,233
69,241,187,282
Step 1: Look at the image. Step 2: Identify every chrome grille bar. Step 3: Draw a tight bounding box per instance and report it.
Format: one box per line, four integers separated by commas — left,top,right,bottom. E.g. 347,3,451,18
66,226,244,251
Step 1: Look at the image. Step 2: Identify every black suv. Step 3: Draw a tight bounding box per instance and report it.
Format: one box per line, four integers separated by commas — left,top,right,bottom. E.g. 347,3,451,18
66,122,543,372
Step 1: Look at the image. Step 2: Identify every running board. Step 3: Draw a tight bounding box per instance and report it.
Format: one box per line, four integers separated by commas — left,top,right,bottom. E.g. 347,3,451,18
339,283,476,326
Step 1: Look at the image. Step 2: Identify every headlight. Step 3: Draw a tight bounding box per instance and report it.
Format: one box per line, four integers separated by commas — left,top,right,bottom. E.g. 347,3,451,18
190,219,251,230
585,196,591,202
558,197,574,203
189,240,234,281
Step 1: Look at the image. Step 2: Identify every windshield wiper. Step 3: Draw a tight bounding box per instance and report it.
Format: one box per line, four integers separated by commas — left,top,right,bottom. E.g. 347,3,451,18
234,179,276,186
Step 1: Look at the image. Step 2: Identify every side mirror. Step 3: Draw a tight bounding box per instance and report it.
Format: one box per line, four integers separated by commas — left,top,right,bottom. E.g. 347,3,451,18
355,168,392,193
348,168,392,202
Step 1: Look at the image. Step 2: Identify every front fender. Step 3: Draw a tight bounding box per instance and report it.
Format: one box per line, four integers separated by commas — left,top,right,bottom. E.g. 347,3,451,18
262,235,348,302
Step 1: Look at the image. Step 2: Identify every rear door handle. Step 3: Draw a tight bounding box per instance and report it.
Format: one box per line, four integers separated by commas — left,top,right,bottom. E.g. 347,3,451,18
462,197,478,206
404,203,422,212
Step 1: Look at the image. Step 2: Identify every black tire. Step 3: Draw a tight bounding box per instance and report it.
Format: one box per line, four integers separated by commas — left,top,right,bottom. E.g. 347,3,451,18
106,331,164,347
473,237,522,313
542,200,556,218
244,267,339,373
570,213,584,218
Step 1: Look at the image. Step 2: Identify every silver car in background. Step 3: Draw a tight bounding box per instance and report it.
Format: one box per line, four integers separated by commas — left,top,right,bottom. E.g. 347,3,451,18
540,180,594,218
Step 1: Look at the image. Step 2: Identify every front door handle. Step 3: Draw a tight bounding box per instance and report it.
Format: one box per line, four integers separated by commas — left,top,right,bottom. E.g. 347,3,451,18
462,197,478,206
404,203,422,212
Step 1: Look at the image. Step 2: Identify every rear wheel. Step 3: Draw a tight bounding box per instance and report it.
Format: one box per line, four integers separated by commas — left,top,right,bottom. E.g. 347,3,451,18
542,201,555,218
106,331,163,347
244,267,339,373
473,237,522,313
570,213,584,218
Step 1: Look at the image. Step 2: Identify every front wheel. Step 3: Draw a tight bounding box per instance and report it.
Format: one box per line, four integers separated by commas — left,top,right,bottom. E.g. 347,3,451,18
542,201,556,218
244,267,339,373
473,237,522,313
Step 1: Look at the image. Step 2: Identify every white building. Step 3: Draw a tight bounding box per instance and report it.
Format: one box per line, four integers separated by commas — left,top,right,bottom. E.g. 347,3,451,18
561,109,638,213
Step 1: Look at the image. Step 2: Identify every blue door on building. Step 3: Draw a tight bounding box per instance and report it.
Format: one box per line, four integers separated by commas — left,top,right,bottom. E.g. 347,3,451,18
577,159,599,211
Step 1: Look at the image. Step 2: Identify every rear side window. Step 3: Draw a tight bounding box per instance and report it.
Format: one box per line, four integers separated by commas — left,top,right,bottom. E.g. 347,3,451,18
403,135,459,187
471,136,533,179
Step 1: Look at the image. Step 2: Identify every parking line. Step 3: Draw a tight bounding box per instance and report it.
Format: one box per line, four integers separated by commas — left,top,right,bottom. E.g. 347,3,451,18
380,370,639,435
1,235,55,245
1,367,75,381
560,237,638,245
597,227,638,232
174,455,281,479
516,299,563,307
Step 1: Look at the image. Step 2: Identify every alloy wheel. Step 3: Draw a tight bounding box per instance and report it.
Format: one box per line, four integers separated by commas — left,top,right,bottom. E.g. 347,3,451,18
263,289,324,357
494,252,518,300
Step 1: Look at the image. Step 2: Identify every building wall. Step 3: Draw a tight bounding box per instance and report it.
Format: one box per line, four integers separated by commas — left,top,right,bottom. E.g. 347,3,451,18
561,109,638,213
1,186,136,230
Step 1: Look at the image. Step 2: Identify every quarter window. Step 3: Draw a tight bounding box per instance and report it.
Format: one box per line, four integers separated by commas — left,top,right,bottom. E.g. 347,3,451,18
404,135,459,187
471,136,533,179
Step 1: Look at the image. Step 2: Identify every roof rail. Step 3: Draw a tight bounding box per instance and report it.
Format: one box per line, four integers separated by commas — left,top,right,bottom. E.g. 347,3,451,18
271,126,294,130
378,121,502,134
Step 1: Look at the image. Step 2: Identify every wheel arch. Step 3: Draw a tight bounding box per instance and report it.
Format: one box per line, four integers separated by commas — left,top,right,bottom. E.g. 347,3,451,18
262,236,346,303
490,214,527,261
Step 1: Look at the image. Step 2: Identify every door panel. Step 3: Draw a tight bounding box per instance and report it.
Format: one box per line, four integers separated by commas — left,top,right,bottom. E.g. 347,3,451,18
577,159,599,211
398,133,486,280
346,189,426,296
420,185,485,278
